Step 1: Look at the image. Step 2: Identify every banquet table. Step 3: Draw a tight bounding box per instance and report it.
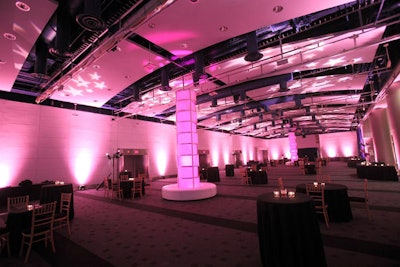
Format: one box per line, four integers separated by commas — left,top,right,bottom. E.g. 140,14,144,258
40,183,74,219
225,164,235,176
207,167,220,182
248,170,268,184
304,163,316,174
5,207,32,255
296,183,353,222
119,179,145,198
356,165,398,181
257,192,326,267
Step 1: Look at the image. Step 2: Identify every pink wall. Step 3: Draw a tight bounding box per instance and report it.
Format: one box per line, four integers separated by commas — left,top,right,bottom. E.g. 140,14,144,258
0,99,358,188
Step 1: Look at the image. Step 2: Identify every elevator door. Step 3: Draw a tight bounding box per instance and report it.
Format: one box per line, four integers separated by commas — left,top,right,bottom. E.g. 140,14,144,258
123,155,145,177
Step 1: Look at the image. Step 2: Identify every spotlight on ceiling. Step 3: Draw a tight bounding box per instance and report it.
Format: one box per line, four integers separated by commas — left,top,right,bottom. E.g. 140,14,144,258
32,37,49,79
76,0,106,32
233,94,240,104
244,31,263,62
278,80,289,92
159,68,172,91
210,98,218,107
193,52,208,86
49,0,73,59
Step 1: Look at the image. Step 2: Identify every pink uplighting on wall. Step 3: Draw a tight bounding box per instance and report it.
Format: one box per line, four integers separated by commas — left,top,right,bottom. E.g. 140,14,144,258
175,88,200,189
342,146,354,157
74,149,92,185
326,147,337,157
223,151,230,165
156,149,168,176
0,164,11,187
211,149,219,167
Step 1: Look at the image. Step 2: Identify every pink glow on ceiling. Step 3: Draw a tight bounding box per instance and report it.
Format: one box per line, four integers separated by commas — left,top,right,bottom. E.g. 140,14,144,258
145,31,198,46
169,49,194,57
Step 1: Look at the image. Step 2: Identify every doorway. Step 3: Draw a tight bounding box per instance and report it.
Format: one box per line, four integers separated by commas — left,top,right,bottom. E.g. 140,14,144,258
123,155,146,177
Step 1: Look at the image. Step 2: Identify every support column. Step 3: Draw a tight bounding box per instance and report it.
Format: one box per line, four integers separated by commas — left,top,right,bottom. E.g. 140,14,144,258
288,132,298,162
162,88,216,201
369,108,395,165
386,87,400,169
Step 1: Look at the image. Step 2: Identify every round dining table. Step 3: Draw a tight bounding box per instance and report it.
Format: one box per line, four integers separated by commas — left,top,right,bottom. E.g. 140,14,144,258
5,208,32,255
257,192,326,267
296,183,353,222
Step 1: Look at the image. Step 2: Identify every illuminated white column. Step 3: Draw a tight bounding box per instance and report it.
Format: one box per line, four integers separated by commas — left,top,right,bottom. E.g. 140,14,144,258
162,88,216,201
176,88,200,188
288,132,298,162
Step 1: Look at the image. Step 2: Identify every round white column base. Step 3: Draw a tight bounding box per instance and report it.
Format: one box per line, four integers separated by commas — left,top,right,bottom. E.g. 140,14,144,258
162,182,217,201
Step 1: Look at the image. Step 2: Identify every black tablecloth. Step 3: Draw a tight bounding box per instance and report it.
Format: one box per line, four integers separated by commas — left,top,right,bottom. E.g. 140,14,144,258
119,180,145,198
304,164,316,174
225,164,235,176
356,165,398,181
0,184,43,210
347,159,364,168
248,170,268,184
296,183,353,222
5,210,32,255
257,193,326,267
40,184,74,219
207,167,220,182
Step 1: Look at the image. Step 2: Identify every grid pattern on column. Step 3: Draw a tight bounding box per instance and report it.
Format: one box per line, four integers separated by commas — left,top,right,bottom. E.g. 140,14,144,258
289,132,298,161
176,88,200,189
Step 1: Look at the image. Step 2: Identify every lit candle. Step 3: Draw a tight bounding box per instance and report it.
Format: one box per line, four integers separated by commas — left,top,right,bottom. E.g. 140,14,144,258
288,191,295,198
280,188,287,196
321,182,325,187
273,191,280,198
313,182,318,187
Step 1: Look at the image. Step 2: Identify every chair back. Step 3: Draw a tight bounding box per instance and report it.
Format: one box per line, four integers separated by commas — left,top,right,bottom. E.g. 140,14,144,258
30,201,57,235
7,195,29,212
316,175,331,183
305,184,326,205
59,193,72,215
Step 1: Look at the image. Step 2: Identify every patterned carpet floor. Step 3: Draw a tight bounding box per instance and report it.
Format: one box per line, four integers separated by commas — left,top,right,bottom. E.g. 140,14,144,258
1,161,400,267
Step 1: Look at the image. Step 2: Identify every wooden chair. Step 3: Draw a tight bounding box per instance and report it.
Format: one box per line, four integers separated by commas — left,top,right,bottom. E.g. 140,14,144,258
240,168,252,185
111,181,123,201
0,228,10,257
20,201,57,263
306,184,329,229
139,173,151,195
53,193,72,236
131,177,143,199
120,173,129,180
298,160,306,175
7,195,29,212
277,177,284,189
316,175,331,183
103,177,112,198
349,179,372,222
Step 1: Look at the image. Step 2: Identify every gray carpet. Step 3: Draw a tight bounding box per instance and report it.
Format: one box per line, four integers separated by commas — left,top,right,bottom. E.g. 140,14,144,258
1,161,400,266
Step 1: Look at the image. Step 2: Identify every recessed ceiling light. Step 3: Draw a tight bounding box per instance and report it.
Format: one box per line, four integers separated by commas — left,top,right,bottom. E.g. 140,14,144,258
272,5,283,13
3,33,16,41
16,1,30,12
219,26,228,32
93,65,100,69
0,59,6,64
148,23,156,29
189,0,199,3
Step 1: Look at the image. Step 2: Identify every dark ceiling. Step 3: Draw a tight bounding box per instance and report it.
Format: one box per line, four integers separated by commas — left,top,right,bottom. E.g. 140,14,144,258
1,0,400,139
